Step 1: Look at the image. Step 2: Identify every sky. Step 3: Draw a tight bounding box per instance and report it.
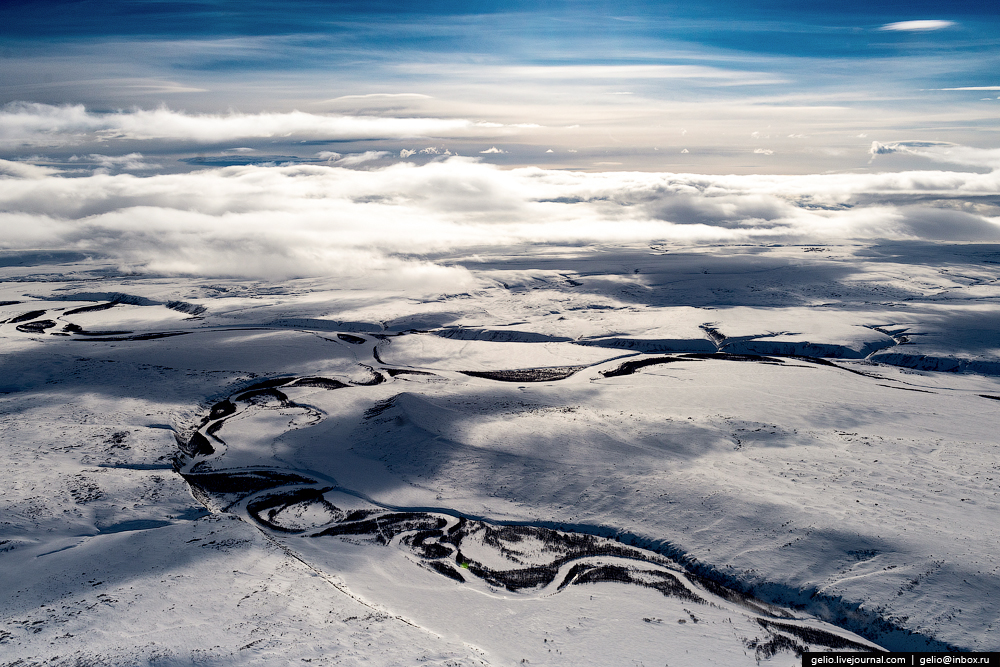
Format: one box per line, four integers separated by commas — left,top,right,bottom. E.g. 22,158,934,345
0,1,998,281
1,0,998,173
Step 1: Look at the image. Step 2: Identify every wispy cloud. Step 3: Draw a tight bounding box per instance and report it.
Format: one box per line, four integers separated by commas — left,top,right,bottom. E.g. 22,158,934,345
325,93,433,101
935,86,1000,91
68,153,160,171
405,64,788,86
869,141,1000,169
879,20,956,32
332,151,391,166
0,103,533,148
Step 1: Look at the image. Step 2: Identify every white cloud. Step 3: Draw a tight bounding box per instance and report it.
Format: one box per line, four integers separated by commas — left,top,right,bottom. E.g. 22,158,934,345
325,93,433,101
754,148,774,155
0,102,532,148
480,147,506,154
413,64,786,86
333,151,390,166
879,20,955,32
68,153,159,171
1,156,998,286
681,149,689,154
0,159,60,179
316,151,342,162
868,140,1000,169
936,86,1000,91
400,149,417,158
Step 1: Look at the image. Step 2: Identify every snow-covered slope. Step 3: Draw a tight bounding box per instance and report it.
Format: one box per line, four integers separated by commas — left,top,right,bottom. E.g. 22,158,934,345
1,241,998,664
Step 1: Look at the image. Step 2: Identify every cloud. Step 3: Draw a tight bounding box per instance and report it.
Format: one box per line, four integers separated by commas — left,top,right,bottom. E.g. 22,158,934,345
1,156,998,287
754,148,774,155
869,141,1000,169
0,102,532,148
479,147,506,154
68,153,160,171
936,86,1000,91
333,151,390,166
0,159,60,179
407,64,786,86
326,93,433,101
879,20,956,32
400,149,417,158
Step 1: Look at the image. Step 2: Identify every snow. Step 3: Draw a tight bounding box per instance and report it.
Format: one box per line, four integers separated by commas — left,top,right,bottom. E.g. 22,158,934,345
1,241,998,664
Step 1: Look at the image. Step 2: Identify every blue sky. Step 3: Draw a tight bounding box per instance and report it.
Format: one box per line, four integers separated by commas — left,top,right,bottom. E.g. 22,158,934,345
1,0,998,172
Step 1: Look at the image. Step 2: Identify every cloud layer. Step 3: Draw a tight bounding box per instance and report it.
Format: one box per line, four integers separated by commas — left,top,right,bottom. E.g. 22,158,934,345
1,156,998,287
0,103,525,148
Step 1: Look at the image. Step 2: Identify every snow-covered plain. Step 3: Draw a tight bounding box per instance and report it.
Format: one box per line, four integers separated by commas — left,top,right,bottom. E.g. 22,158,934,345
1,240,999,665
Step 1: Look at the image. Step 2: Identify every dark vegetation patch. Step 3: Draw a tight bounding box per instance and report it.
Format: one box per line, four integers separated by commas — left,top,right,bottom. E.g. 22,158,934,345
208,399,237,421
235,387,288,403
73,331,191,341
385,368,437,377
364,396,397,419
460,366,587,382
352,366,385,385
757,619,879,652
62,322,133,335
568,564,703,602
8,310,47,323
600,353,793,378
183,432,215,456
291,377,349,389
429,561,466,582
337,333,366,344
246,487,340,533
183,470,316,499
600,356,686,378
315,513,447,545
401,530,453,559
744,632,807,660
64,302,118,315
166,300,207,316
683,352,785,364
16,319,56,333
240,377,296,392
689,573,791,618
